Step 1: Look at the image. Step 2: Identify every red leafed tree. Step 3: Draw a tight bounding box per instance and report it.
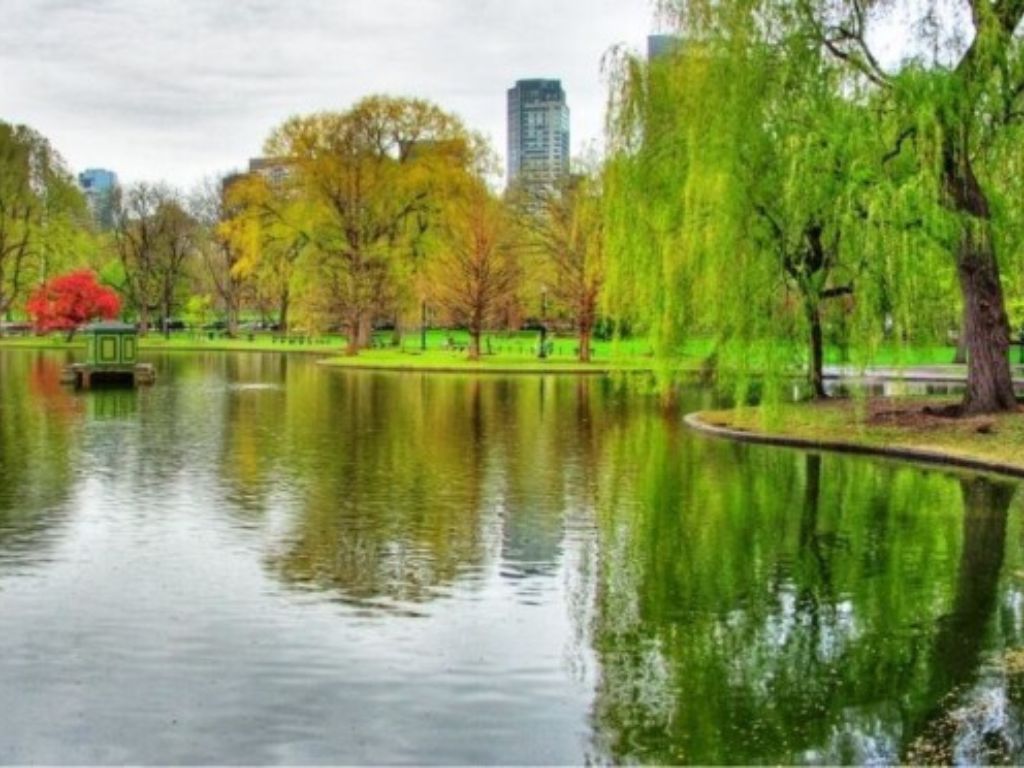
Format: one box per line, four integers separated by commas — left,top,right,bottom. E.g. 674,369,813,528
26,270,121,340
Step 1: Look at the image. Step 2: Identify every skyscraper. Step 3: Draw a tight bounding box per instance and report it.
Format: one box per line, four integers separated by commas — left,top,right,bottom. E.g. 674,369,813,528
507,79,570,193
78,168,118,229
647,34,682,61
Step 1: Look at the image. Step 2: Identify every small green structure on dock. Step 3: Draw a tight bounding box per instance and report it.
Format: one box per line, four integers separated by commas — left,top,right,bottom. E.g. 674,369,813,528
86,322,138,365
63,322,155,389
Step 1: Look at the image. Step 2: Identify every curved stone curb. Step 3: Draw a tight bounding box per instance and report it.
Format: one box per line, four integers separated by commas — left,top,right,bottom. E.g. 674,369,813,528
683,411,1024,480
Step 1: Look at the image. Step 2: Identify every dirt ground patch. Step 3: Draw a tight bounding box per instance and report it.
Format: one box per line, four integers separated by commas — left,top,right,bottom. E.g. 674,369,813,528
864,398,1022,433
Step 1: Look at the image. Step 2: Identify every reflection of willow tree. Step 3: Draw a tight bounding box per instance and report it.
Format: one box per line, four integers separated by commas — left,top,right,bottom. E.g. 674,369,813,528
0,352,80,557
589,414,1015,764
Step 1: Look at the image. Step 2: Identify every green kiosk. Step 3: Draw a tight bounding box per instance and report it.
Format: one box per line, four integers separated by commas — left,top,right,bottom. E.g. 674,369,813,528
86,322,138,366
62,322,155,389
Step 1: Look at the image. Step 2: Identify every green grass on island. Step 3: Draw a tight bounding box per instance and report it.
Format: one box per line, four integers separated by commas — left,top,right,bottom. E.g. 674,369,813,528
0,329,670,372
697,397,1024,475
1,328,1009,375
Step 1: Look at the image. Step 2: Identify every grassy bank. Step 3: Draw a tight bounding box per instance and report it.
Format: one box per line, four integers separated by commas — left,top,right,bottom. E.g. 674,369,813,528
317,348,660,374
693,398,1024,475
0,330,995,376
0,330,673,372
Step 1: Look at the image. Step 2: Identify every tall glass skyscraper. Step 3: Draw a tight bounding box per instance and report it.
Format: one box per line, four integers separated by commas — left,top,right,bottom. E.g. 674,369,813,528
78,168,118,229
506,79,570,192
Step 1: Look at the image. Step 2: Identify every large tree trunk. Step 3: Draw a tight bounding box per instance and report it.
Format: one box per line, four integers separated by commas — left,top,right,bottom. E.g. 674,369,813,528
806,300,827,400
956,229,1017,414
944,140,1017,414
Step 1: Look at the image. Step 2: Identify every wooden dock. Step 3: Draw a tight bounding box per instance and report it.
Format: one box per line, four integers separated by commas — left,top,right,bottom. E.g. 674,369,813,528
61,363,156,389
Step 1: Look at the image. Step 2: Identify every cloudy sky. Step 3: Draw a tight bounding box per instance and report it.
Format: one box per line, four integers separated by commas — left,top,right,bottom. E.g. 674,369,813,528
0,0,657,188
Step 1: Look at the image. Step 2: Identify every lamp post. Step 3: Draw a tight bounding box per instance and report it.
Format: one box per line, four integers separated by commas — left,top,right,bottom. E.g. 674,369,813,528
538,286,548,360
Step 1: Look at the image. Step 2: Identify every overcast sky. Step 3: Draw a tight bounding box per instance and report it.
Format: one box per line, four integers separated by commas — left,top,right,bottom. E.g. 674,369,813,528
0,0,657,188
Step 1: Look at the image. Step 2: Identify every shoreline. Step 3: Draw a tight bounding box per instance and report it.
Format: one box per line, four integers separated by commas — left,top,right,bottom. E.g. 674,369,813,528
685,404,1024,479
0,337,662,375
2,336,1022,383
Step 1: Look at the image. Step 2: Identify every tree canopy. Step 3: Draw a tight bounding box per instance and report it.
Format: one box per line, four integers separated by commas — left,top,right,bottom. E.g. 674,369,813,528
606,0,1024,412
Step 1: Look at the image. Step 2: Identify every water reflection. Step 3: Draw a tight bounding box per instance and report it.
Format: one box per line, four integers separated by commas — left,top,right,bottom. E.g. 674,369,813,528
0,352,81,564
0,349,1023,763
265,373,622,610
590,410,1023,764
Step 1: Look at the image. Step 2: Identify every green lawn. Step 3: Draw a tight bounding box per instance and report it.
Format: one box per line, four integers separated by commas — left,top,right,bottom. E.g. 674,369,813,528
0,329,671,371
696,397,1024,474
0,329,997,374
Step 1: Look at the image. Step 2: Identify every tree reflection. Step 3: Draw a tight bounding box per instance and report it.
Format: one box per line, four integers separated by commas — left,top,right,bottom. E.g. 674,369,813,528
261,373,625,612
0,351,80,561
589,415,1020,764
906,476,1016,763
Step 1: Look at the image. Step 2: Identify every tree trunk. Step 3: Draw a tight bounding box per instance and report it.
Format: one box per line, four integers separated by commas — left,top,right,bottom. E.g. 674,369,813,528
139,307,150,336
357,312,372,349
943,138,1017,414
806,300,827,400
579,324,592,363
278,288,289,334
344,314,360,356
956,227,1017,414
467,329,481,361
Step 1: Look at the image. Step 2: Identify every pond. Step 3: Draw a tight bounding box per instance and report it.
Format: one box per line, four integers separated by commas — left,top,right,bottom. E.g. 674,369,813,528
1,348,1023,764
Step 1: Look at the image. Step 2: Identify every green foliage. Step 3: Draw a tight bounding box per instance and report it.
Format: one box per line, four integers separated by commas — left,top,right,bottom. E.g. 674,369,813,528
262,96,485,351
602,1,1024,401
0,121,90,318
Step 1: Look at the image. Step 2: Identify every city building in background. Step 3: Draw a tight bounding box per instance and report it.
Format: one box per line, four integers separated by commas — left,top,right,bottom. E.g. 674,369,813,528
78,168,118,229
647,34,682,61
506,79,570,195
248,156,293,185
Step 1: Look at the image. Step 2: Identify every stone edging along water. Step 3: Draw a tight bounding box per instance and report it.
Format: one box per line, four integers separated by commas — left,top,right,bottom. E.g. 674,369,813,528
683,411,1024,480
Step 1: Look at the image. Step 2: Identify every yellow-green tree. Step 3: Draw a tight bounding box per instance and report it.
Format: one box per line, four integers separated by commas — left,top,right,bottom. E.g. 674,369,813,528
264,96,479,353
430,180,520,360
192,177,253,337
528,172,605,362
218,170,311,333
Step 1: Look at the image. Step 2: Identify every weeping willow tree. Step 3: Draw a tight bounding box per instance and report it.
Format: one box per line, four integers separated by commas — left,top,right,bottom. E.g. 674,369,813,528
801,0,1024,414
604,10,891,400
606,0,1024,413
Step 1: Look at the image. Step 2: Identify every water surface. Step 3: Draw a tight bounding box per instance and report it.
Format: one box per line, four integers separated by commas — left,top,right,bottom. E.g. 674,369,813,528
0,349,1022,764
